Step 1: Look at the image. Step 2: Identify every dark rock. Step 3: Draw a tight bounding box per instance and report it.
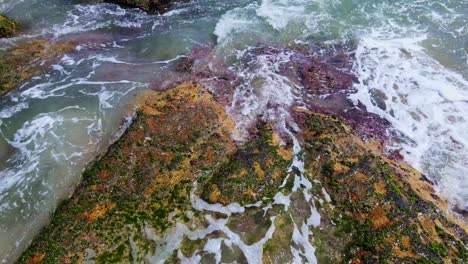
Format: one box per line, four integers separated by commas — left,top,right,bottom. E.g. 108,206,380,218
105,0,177,12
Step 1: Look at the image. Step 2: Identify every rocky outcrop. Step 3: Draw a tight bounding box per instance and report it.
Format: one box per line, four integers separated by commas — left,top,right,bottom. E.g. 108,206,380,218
0,14,18,38
0,39,75,96
293,110,467,263
19,83,467,263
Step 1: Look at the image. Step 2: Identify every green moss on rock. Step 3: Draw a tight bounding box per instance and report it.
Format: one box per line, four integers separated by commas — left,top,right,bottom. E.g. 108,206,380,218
0,39,75,96
18,83,237,263
298,111,468,263
0,14,18,38
18,85,467,263
198,123,291,205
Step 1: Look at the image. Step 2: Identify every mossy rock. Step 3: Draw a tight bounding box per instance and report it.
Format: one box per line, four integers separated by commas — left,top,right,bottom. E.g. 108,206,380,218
297,111,468,263
0,14,18,38
197,123,291,205
18,83,237,263
0,39,75,96
17,84,467,263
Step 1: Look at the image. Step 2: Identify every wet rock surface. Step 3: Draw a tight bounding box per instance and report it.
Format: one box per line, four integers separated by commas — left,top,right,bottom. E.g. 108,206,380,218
164,45,390,142
0,39,75,96
296,110,467,263
19,83,238,263
244,45,390,142
19,81,467,263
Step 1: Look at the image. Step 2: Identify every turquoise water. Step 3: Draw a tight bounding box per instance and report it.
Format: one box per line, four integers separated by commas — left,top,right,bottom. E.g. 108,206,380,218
0,0,467,262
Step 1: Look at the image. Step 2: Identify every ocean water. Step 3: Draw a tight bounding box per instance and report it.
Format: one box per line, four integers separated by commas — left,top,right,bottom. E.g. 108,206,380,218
0,0,467,262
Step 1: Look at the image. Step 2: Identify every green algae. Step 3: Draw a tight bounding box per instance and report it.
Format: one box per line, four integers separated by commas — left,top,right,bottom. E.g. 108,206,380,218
299,112,468,263
0,14,17,38
0,39,75,96
18,84,237,263
198,123,291,205
18,85,467,263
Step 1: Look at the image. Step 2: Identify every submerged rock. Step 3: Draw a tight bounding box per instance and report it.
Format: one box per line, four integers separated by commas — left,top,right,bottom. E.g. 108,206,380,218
0,39,75,96
0,14,18,38
19,83,467,263
105,0,177,12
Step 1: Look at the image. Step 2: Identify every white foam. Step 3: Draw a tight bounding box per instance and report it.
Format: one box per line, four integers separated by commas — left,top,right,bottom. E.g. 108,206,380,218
273,192,291,210
214,3,262,44
291,221,317,264
145,211,277,264
0,0,25,13
145,223,191,264
321,187,331,203
257,0,308,30
163,8,189,17
228,49,299,141
307,202,321,228
178,250,202,264
203,238,223,263
47,3,160,37
94,54,187,65
0,102,28,119
350,33,468,211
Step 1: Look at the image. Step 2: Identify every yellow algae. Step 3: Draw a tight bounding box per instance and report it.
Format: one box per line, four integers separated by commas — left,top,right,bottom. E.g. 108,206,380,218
81,202,115,224
253,162,265,180
209,184,221,203
373,181,387,195
333,163,350,174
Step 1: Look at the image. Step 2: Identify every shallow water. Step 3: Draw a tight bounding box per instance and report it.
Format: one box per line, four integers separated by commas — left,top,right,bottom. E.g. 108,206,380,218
0,0,467,262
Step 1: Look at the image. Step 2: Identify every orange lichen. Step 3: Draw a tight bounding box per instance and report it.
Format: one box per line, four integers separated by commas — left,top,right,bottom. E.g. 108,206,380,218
98,170,109,182
333,163,350,174
393,247,421,259
27,253,45,264
418,215,441,243
141,105,163,116
354,172,370,183
81,202,115,224
253,162,265,180
401,236,411,248
271,132,293,160
373,181,387,195
351,258,364,264
209,184,221,203
242,188,256,201
369,206,391,230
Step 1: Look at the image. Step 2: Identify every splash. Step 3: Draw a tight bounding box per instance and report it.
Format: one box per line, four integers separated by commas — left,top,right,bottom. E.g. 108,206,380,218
350,33,468,213
142,44,370,263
